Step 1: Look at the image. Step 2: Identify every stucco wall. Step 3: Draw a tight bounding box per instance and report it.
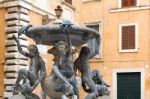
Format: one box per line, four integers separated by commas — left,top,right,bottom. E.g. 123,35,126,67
0,8,6,98
75,0,150,98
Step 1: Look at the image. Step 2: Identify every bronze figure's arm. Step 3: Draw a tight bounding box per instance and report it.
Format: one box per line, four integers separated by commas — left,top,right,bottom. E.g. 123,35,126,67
39,58,47,80
18,25,32,35
52,66,70,85
13,35,30,57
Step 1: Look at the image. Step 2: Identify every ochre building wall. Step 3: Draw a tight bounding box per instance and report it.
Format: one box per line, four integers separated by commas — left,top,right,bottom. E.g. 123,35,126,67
0,8,6,98
74,0,150,98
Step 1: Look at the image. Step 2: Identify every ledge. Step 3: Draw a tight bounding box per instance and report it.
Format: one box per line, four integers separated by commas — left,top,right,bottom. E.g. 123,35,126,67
82,0,101,3
110,5,150,13
0,0,55,18
119,48,139,53
89,58,103,63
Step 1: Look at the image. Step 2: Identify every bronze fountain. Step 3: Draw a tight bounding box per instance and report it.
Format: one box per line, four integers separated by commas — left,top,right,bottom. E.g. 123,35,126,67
9,6,110,99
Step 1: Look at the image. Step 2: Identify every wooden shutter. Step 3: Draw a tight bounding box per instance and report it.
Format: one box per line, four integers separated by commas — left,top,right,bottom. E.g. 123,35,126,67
122,25,135,50
122,0,137,7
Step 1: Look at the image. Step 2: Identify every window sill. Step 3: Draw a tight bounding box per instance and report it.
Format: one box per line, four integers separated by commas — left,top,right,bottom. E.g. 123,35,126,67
110,5,150,13
89,58,103,63
82,0,101,3
0,0,55,18
119,49,138,53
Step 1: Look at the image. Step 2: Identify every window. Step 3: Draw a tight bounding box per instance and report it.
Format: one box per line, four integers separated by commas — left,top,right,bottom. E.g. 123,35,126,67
121,0,137,8
65,0,72,5
36,0,50,10
63,8,74,22
86,24,101,58
117,72,141,99
119,23,138,52
122,25,135,50
113,69,145,99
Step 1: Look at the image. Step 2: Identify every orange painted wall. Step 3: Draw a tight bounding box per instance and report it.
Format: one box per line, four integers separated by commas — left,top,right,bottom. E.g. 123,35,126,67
21,1,150,99
0,8,6,98
74,0,150,98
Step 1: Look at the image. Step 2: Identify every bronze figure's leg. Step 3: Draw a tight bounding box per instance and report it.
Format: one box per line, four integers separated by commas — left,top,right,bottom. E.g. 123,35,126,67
82,76,98,98
13,69,29,94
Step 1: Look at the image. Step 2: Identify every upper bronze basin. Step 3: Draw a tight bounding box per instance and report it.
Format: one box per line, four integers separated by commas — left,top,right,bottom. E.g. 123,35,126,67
25,24,100,47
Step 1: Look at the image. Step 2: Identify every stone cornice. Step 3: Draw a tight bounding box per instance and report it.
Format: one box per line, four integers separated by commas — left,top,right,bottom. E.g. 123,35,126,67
0,0,55,18
110,5,150,13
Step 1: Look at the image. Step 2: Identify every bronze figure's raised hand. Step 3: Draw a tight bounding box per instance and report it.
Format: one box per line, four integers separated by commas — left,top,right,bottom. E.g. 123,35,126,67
18,25,32,36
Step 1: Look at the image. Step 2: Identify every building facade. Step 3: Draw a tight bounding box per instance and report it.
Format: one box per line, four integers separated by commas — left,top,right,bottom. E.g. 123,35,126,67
74,0,150,99
0,0,150,99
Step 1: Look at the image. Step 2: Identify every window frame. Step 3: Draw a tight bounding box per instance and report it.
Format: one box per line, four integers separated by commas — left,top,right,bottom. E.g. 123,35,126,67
64,0,72,5
118,0,140,8
62,6,75,22
119,23,139,53
35,0,50,10
113,68,145,99
84,21,102,58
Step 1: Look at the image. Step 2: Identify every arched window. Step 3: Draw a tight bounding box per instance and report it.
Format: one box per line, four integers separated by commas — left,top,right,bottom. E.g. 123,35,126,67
36,0,50,10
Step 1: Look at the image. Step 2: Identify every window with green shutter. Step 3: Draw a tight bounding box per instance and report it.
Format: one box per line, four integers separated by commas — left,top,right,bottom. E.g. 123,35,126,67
117,72,141,99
